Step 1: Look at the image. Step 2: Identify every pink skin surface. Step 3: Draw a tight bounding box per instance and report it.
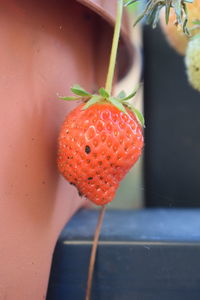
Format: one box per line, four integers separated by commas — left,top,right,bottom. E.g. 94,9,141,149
0,0,111,299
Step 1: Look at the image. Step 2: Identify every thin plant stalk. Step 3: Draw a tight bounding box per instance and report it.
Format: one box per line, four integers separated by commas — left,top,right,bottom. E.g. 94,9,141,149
85,205,106,300
85,1,124,299
105,0,124,94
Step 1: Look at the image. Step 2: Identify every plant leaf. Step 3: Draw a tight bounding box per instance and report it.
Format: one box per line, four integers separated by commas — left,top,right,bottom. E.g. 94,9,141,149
146,3,163,28
172,0,182,25
133,13,146,27
121,83,141,101
132,0,191,34
71,84,91,96
117,90,127,99
124,0,139,6
131,107,145,127
108,97,128,114
133,0,155,27
152,5,163,29
165,0,171,24
181,2,190,36
58,96,80,101
98,87,110,98
82,95,102,110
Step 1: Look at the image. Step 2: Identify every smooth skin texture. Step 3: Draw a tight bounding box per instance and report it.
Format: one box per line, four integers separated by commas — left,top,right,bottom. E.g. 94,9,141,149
0,0,112,299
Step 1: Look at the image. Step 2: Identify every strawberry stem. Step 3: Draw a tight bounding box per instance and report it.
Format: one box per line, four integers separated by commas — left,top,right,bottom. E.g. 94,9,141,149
85,3,124,299
105,0,124,94
85,205,106,300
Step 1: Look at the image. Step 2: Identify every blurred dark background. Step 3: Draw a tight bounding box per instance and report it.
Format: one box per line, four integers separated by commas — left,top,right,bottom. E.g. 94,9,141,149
143,25,200,207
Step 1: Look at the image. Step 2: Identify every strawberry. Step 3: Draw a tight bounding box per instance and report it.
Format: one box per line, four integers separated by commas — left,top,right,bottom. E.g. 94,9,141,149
127,0,191,35
160,8,188,55
160,0,200,55
127,0,200,55
57,86,144,206
185,34,200,91
57,1,144,207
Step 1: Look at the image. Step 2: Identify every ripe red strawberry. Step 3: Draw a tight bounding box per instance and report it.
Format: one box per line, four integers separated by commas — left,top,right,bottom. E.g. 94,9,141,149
57,101,144,206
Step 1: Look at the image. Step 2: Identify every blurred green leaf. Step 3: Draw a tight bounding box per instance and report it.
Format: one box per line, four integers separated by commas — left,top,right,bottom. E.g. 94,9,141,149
165,0,171,24
71,84,91,96
172,0,182,24
58,96,80,101
122,83,141,101
117,90,127,99
124,0,139,6
131,107,145,127
108,97,128,114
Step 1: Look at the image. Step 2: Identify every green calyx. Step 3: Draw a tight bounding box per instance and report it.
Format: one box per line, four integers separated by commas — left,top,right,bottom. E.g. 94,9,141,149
125,0,193,36
59,84,145,127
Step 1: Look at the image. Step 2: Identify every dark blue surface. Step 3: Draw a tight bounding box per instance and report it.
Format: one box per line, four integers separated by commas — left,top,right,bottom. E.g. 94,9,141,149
61,208,200,242
47,209,200,300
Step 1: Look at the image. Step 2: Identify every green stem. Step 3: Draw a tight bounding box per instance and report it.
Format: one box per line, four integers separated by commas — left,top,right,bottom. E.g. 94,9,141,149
105,0,124,94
